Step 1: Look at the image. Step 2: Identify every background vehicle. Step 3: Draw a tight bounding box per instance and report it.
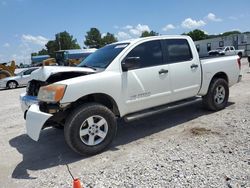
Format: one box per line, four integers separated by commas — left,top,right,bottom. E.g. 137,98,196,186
21,36,241,155
42,49,97,66
0,68,38,89
31,55,50,66
0,60,16,79
208,46,244,56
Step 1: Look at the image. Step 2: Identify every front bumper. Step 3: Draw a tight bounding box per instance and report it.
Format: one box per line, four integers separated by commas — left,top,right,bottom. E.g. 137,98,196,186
26,104,52,141
20,93,39,112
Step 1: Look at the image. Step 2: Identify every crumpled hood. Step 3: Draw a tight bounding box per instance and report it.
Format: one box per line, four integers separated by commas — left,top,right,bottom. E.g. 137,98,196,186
31,66,96,82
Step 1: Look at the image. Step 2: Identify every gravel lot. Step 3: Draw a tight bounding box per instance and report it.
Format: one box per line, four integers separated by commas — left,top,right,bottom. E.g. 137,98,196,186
0,59,249,188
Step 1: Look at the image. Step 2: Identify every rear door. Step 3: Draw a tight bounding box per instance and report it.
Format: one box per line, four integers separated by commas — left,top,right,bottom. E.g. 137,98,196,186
163,39,202,102
122,40,171,113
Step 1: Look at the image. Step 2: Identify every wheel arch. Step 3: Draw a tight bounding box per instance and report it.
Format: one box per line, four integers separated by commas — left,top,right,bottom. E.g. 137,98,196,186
199,71,229,96
211,72,228,83
70,93,120,117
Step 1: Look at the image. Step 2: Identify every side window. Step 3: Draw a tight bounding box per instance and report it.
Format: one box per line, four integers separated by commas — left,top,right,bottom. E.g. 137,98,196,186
225,47,229,51
125,40,163,69
23,69,36,75
207,43,211,52
219,41,224,47
164,39,193,63
230,47,234,50
196,44,200,53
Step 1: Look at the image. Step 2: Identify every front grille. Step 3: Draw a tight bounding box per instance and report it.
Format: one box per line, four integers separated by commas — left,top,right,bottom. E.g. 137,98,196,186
27,80,46,96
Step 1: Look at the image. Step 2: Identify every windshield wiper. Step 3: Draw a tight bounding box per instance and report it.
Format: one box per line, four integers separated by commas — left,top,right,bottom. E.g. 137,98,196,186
82,64,96,70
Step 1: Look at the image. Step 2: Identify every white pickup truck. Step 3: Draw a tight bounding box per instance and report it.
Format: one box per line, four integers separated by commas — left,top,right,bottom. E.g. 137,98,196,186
20,35,242,155
208,46,244,57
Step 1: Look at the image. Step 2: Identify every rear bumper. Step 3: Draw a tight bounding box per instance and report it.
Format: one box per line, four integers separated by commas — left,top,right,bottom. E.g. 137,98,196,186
26,104,52,141
20,93,39,112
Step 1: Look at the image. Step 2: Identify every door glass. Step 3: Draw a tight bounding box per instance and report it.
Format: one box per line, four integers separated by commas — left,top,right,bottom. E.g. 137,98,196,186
125,40,163,69
164,39,193,63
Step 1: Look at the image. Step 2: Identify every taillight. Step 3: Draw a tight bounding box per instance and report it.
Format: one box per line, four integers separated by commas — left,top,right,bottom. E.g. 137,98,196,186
237,58,241,70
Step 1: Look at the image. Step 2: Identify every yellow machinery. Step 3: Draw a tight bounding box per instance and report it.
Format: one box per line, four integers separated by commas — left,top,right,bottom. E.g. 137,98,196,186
42,58,57,66
0,60,16,79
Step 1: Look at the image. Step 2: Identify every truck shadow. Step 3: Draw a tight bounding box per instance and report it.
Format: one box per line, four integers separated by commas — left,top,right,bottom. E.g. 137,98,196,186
9,101,234,179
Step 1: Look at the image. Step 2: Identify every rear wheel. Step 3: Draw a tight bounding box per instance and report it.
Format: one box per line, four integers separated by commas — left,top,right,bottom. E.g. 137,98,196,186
7,81,18,89
64,103,117,155
202,78,229,111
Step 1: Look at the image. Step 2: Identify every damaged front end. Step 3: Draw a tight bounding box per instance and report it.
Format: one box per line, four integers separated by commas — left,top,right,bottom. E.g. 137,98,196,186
20,66,96,140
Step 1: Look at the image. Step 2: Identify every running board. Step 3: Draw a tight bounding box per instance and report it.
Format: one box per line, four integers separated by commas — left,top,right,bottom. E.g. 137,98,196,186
124,97,202,122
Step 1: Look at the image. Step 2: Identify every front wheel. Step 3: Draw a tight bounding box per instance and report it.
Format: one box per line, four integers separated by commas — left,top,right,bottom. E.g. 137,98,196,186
64,103,117,155
202,78,229,111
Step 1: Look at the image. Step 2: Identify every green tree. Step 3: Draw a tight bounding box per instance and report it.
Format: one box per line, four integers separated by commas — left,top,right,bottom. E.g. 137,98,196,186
84,28,102,48
45,40,58,57
184,29,208,41
221,30,241,36
38,48,48,55
101,32,117,46
44,31,80,57
140,30,159,37
31,52,38,57
55,31,80,50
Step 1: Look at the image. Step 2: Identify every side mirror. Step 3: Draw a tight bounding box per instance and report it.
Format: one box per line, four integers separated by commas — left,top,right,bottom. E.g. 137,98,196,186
122,57,140,71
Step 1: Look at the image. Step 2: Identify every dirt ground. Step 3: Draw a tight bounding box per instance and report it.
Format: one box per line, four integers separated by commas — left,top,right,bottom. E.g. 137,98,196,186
0,58,249,188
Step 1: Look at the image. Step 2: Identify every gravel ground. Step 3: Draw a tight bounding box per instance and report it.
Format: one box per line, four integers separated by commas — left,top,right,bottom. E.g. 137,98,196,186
0,58,249,188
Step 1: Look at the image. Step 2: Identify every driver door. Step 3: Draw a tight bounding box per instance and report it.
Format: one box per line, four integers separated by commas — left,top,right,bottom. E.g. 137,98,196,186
121,40,171,114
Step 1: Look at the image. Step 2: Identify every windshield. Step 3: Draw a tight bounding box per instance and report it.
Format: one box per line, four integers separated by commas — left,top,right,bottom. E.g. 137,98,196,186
78,43,129,68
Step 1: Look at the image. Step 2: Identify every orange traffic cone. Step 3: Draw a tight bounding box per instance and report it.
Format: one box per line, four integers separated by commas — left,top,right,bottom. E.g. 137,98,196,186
73,178,82,188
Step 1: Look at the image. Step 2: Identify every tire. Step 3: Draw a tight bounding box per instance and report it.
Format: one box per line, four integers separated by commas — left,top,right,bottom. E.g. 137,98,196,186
64,103,117,156
202,78,229,111
7,81,18,89
52,124,64,129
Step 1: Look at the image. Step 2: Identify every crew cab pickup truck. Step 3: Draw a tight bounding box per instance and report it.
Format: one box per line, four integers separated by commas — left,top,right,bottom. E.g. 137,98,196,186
208,46,244,57
20,36,241,155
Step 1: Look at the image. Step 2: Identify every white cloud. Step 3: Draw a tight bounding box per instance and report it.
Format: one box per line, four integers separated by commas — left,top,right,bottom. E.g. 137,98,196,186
181,18,206,29
134,24,150,33
116,31,132,41
21,34,49,46
122,25,133,30
162,24,176,31
205,13,222,22
203,30,209,35
116,24,151,38
3,43,10,47
101,33,107,38
129,28,141,35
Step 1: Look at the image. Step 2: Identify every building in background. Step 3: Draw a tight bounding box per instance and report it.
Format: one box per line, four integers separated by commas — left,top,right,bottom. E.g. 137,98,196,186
195,33,250,57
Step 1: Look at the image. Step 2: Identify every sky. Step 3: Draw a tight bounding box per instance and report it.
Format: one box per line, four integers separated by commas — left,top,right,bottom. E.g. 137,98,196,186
0,0,250,64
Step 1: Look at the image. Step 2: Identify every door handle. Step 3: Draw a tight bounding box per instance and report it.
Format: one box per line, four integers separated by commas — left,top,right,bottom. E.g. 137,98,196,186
190,64,199,69
159,69,168,74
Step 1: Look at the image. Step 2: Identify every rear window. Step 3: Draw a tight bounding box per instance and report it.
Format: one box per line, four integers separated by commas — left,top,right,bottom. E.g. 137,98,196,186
164,39,193,63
